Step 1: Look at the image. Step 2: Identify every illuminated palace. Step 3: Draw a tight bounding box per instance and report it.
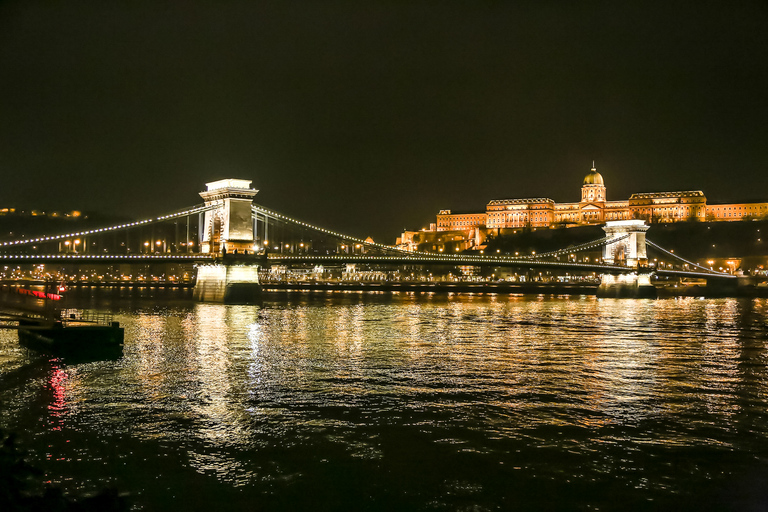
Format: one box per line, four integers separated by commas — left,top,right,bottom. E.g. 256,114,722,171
397,164,768,251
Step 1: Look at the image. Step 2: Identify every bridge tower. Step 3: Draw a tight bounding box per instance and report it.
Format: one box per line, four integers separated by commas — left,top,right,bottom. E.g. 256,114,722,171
199,179,258,254
601,220,649,268
194,179,262,303
598,220,654,297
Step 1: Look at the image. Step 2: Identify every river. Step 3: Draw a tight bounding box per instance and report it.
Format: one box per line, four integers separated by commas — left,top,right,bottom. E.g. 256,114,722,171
1,292,768,510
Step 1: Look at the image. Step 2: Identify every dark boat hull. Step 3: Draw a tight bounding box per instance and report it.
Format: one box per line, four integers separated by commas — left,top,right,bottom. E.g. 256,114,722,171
18,322,124,358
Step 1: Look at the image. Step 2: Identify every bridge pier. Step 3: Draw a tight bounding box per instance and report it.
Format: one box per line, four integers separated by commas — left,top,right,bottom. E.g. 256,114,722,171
193,262,262,303
597,272,656,298
597,220,655,297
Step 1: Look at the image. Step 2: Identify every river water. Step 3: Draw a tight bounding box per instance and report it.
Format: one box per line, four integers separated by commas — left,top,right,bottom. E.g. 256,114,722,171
1,292,768,511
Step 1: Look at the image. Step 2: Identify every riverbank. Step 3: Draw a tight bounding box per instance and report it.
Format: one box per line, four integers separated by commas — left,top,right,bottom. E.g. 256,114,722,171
5,280,599,304
3,279,767,298
260,281,599,295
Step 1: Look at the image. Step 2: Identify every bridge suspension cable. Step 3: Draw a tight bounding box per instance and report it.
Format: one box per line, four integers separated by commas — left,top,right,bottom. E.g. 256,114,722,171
518,234,630,260
645,239,730,276
0,204,219,248
251,205,414,255
252,204,637,268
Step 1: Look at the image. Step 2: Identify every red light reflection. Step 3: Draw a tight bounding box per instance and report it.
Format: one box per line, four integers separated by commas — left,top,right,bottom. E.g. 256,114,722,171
47,360,68,431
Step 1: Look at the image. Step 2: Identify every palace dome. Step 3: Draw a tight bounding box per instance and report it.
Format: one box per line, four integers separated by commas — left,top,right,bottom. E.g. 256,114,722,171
583,167,604,185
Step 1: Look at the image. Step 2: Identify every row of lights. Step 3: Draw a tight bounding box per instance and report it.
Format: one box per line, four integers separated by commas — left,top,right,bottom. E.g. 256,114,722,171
0,254,210,260
1,250,626,272
3,266,192,283
516,234,629,260
705,259,741,275
284,251,612,266
658,268,736,278
646,239,729,276
266,254,629,270
0,205,212,247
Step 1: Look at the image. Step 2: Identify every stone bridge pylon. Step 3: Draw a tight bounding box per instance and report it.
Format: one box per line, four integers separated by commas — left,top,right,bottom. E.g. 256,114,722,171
598,220,653,297
199,179,259,254
194,179,262,303
601,220,649,268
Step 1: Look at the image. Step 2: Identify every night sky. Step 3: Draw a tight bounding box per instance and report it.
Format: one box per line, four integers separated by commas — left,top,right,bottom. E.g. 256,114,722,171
1,1,766,242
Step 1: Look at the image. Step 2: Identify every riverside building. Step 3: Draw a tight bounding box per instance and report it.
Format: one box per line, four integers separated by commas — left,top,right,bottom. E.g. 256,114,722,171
397,164,768,251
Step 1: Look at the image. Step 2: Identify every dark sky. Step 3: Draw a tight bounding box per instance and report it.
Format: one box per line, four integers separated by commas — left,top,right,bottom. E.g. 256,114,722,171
1,1,767,242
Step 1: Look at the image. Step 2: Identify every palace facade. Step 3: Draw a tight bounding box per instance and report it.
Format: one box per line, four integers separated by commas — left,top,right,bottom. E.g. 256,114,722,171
397,165,768,251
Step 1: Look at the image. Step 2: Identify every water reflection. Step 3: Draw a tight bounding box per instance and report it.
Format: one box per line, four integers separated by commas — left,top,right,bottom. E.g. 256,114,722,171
1,295,767,509
46,361,68,432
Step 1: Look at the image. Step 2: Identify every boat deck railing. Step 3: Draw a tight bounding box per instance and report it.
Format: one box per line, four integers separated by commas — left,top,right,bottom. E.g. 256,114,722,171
59,308,116,326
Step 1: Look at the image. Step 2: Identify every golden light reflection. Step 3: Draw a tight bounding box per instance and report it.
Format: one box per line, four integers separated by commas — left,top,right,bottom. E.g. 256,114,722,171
21,295,765,490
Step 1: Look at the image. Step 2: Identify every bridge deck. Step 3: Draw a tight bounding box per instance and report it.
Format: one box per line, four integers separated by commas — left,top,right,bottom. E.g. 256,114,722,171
0,254,213,263
0,253,736,279
265,254,634,273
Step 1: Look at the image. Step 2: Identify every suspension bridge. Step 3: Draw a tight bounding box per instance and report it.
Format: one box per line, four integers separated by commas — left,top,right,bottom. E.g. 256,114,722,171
0,178,739,301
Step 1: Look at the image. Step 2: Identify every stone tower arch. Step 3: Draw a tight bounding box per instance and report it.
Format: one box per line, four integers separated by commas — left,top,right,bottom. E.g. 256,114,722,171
199,179,258,254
